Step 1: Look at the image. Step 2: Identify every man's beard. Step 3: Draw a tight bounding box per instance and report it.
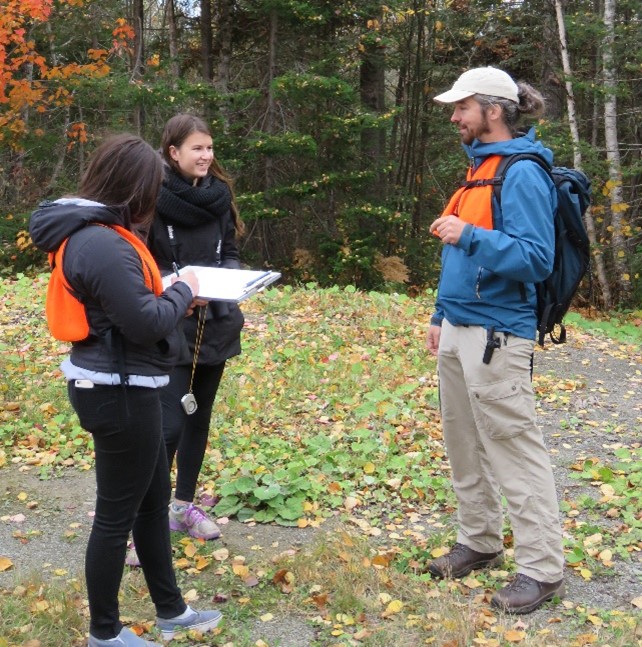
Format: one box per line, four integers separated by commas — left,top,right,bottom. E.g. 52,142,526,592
460,113,491,144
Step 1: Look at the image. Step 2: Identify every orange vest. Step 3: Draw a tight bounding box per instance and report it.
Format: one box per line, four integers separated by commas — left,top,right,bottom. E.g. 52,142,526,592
441,155,503,230
46,225,162,342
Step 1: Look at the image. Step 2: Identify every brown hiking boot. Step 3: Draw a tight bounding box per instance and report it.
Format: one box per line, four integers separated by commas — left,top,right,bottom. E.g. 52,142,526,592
428,542,503,579
491,573,564,614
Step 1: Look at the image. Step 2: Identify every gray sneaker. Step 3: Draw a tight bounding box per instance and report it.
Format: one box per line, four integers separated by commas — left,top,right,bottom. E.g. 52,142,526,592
88,627,161,646
125,541,141,568
156,606,222,641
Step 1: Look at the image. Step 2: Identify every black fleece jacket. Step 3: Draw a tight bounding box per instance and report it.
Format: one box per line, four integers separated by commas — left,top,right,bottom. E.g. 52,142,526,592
29,199,193,377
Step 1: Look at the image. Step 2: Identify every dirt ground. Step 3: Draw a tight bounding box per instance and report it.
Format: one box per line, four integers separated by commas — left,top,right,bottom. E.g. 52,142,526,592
1,329,641,645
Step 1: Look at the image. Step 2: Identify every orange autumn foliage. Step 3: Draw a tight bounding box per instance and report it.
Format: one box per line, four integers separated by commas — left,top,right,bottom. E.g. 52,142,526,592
0,0,130,150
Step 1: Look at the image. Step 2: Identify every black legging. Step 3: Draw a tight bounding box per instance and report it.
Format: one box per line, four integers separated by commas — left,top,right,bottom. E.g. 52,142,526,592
161,362,225,503
68,382,186,640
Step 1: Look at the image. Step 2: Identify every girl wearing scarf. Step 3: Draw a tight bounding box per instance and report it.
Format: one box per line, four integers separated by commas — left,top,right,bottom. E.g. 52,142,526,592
147,114,245,543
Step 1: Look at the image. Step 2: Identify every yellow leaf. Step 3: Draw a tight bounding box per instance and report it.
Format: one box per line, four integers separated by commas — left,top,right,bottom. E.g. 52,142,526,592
354,628,372,640
233,563,250,578
18,492,28,501
212,547,229,561
260,613,274,622
0,556,13,572
587,615,603,626
384,599,403,614
583,533,602,547
184,588,199,602
430,546,448,558
363,462,375,474
184,543,197,558
599,483,616,498
631,596,642,608
378,593,392,605
174,558,190,570
580,568,592,581
33,600,49,612
575,633,597,644
462,576,483,589
504,629,526,642
372,554,390,568
344,496,359,510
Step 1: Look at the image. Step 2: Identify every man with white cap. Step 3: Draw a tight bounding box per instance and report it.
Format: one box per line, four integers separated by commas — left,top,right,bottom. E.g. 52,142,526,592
425,67,565,614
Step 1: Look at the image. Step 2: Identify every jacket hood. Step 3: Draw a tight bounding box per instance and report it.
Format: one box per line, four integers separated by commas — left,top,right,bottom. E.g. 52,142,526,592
463,127,555,167
29,199,126,253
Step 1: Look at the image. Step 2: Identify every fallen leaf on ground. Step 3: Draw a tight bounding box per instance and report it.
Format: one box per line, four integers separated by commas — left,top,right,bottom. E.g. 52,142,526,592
0,556,13,571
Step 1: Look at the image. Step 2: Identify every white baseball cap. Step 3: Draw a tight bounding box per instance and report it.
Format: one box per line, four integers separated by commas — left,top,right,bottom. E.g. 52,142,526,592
434,67,519,104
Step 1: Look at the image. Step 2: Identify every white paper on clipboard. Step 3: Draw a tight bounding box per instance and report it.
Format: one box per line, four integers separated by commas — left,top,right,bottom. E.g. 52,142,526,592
162,266,281,303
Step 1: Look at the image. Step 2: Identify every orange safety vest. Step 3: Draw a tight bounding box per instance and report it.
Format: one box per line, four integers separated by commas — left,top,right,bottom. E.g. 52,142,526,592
46,225,162,342
441,155,503,230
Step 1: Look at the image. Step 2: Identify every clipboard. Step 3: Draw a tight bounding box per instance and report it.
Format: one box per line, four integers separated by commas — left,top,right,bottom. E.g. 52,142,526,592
162,266,281,303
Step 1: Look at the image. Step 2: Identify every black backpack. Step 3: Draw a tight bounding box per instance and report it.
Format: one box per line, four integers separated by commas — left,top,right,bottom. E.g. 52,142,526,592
489,154,592,346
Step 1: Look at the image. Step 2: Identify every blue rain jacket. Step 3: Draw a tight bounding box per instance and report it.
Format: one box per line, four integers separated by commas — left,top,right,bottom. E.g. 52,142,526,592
431,129,557,340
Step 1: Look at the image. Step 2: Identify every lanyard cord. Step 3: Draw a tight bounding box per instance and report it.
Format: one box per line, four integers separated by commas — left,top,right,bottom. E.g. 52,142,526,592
188,305,207,394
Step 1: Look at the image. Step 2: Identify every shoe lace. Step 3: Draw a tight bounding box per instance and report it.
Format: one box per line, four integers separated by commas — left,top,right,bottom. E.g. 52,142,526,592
504,573,532,592
448,543,469,557
185,504,209,526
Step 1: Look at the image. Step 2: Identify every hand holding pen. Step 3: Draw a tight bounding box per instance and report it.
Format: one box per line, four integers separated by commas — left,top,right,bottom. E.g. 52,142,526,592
170,264,199,300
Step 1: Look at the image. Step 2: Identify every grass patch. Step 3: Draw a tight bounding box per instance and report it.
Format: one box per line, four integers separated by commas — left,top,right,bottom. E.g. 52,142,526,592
565,311,642,346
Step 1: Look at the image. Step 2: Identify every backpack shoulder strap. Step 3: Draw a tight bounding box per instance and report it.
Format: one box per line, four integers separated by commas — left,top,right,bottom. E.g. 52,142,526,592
493,153,553,208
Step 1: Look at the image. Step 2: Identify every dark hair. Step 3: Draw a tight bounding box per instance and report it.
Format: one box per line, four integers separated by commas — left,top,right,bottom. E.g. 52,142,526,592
476,82,546,133
78,134,163,227
160,114,245,237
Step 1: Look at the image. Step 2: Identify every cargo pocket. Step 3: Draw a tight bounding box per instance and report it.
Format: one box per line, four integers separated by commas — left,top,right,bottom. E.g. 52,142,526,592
469,377,535,440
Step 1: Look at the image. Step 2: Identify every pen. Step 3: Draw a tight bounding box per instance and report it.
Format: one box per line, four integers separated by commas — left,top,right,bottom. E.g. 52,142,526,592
172,262,180,277
243,271,271,290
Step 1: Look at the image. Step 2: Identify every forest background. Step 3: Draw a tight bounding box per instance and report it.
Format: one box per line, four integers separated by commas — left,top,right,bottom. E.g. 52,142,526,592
0,0,641,309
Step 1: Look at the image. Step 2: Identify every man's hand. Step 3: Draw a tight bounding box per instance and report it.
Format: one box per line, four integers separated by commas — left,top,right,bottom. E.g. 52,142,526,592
426,324,441,356
430,215,467,245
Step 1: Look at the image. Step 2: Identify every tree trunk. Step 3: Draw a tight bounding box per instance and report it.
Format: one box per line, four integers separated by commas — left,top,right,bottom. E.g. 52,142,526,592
602,0,630,304
200,0,213,81
257,8,279,263
554,0,612,309
131,0,145,133
214,0,233,93
359,13,386,197
166,0,180,85
45,107,71,194
131,0,145,81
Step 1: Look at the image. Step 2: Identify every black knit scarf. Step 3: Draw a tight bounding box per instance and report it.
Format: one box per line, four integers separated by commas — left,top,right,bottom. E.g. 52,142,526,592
156,170,232,228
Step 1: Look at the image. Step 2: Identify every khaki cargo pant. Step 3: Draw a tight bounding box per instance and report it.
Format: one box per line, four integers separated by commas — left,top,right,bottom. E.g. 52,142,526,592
437,320,564,582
